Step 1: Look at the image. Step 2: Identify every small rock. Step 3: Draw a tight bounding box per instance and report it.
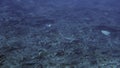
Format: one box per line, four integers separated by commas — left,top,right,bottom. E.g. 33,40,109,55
101,30,110,36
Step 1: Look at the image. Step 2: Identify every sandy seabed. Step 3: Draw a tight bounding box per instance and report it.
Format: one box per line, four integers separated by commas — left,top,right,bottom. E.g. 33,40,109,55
0,0,120,68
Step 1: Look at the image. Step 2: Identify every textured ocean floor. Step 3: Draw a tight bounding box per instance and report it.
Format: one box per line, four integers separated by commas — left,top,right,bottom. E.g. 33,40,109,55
0,0,120,68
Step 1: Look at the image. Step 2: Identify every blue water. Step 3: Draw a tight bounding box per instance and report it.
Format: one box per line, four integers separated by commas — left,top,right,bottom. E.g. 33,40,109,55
0,0,120,68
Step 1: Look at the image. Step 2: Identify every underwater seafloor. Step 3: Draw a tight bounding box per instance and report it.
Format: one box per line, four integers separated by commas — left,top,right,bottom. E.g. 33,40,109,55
0,0,120,68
